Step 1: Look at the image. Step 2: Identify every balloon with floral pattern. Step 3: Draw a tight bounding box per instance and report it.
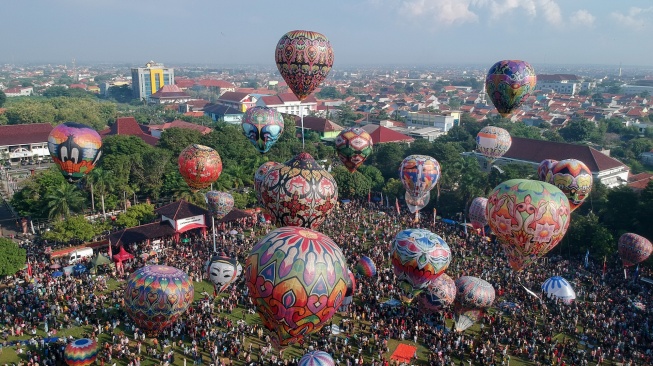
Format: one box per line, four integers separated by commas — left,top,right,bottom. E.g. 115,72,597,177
254,161,281,204
618,233,653,267
48,122,103,183
399,155,440,209
178,144,222,191
485,60,537,117
549,159,593,212
245,227,348,349
241,107,284,154
486,179,571,271
419,273,456,314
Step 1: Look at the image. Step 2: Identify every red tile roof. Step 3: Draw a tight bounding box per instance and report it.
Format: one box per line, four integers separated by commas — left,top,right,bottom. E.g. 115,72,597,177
0,123,54,146
503,137,626,173
218,91,251,103
628,172,653,191
197,79,235,88
148,120,212,135
99,117,159,146
151,85,190,99
361,124,415,144
291,116,343,133
174,78,196,88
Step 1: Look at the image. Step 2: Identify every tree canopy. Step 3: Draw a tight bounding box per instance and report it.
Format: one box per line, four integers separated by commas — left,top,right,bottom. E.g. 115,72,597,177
0,238,26,276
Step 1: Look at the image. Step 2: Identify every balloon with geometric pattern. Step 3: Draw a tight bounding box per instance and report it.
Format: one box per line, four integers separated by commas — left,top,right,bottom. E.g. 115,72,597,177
48,122,103,183
485,60,537,117
299,351,336,366
335,127,373,173
549,159,593,212
453,276,495,332
124,265,194,337
245,227,348,349
178,144,223,191
206,191,234,220
618,233,653,267
468,197,488,231
64,338,98,366
241,107,284,153
355,255,376,277
275,30,334,101
476,126,512,162
419,273,456,314
260,152,338,230
537,159,558,183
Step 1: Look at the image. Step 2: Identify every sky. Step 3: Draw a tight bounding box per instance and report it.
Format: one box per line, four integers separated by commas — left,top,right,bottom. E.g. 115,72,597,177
3,0,653,68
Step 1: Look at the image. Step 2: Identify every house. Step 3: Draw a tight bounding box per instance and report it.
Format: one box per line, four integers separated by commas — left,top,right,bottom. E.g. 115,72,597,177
149,85,193,105
178,100,210,114
148,120,212,138
0,123,53,165
360,124,414,145
99,117,159,146
627,172,653,192
197,80,236,95
203,104,244,124
3,87,33,97
215,92,257,112
257,93,318,117
290,115,343,140
465,137,629,188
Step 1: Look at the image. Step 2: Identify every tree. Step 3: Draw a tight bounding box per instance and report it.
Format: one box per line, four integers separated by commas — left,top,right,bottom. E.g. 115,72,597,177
316,86,342,99
358,165,385,191
42,215,99,244
115,203,155,228
86,168,115,218
0,90,6,108
43,86,71,98
602,186,639,235
158,128,203,159
108,85,133,104
559,119,599,143
0,238,26,276
10,167,68,219
558,212,614,258
46,182,86,220
369,143,407,181
331,166,372,198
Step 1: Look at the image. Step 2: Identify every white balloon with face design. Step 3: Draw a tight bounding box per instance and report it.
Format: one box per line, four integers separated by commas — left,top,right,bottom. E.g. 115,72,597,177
207,256,239,294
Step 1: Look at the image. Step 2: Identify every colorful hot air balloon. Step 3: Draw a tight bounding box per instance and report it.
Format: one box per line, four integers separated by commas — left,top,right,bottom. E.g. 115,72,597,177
453,276,495,332
405,191,430,214
64,338,98,366
207,254,241,295
468,197,488,231
399,155,441,207
542,276,576,304
537,159,558,183
419,273,456,314
275,30,334,101
124,265,194,337
299,351,336,366
486,179,571,271
178,144,223,191
48,122,103,183
549,159,593,212
355,255,376,277
485,60,537,117
254,161,281,204
618,233,653,267
341,268,356,307
241,107,284,153
391,229,451,297
260,152,338,230
335,127,373,173
245,227,348,349
206,191,234,219
476,126,512,162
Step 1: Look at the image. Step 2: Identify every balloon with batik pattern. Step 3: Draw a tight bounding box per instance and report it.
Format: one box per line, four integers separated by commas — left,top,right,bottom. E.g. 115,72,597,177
335,127,373,173
245,227,348,349
618,233,653,267
399,155,440,207
255,161,281,204
48,122,103,183
485,60,537,117
486,179,571,271
537,159,558,183
468,197,488,230
275,30,334,101
549,159,593,212
476,126,512,162
419,273,456,313
178,144,222,191
206,191,234,219
453,276,495,332
241,107,284,154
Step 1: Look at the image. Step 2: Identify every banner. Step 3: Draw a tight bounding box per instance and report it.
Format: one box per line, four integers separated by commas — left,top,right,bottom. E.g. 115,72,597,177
395,198,400,215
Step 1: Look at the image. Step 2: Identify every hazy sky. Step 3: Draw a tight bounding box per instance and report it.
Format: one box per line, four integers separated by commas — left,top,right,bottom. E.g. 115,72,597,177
3,0,653,67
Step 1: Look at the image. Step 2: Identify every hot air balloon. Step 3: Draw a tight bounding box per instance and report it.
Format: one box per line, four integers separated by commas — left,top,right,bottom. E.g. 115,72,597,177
486,179,571,271
468,197,488,231
542,276,576,304
391,228,451,298
549,159,593,212
124,265,194,337
419,273,456,314
206,191,234,219
453,276,495,332
245,227,348,349
207,254,241,295
537,159,558,183
485,60,537,117
335,127,373,173
178,144,222,191
399,155,441,209
64,338,98,366
618,233,653,267
341,268,356,307
299,351,336,366
405,191,430,214
48,122,103,183
241,107,284,153
275,30,334,102
355,255,376,277
260,152,338,230
476,126,512,162
254,161,281,204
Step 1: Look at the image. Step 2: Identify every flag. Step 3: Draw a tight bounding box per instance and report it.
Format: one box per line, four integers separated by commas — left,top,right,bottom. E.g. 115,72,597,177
464,218,468,236
368,190,371,204
634,264,640,282
27,261,32,278
433,208,436,225
386,195,389,208
108,242,113,259
602,256,606,279
584,250,589,269
395,197,400,215
380,191,383,206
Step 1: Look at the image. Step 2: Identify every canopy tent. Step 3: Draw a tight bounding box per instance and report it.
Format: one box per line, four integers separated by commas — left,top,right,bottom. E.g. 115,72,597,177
109,221,176,247
217,208,252,224
91,253,112,268
113,246,135,262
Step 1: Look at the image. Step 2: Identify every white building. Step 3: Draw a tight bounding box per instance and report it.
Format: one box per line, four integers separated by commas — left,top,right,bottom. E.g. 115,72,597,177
621,84,653,95
537,74,580,95
257,93,317,116
405,112,455,132
3,86,33,97
0,123,54,165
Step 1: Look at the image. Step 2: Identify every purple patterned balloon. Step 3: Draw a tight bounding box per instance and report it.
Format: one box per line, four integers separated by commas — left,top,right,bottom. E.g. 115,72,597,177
453,276,495,332
537,159,558,183
206,191,234,219
619,233,653,267
485,60,536,117
299,351,335,366
468,197,488,230
419,273,456,313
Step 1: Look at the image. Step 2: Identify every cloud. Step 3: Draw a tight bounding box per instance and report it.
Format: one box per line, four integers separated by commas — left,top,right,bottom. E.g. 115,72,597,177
570,9,595,27
537,0,562,25
611,7,653,29
398,0,481,26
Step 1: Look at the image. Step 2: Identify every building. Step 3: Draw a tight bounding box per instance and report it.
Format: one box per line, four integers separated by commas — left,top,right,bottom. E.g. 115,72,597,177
3,87,33,97
360,124,415,145
215,92,258,112
131,61,175,102
405,112,456,132
148,85,193,105
465,137,629,188
257,93,318,116
0,123,53,165
148,120,212,138
203,104,244,124
99,117,159,146
536,74,581,95
290,115,343,140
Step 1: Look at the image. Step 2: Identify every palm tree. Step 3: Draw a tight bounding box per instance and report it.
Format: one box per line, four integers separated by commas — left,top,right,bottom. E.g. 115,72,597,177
86,168,115,219
223,164,252,189
171,185,208,207
46,182,85,220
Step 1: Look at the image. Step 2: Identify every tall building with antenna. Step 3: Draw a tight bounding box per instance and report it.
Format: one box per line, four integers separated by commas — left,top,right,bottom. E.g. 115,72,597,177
131,61,175,102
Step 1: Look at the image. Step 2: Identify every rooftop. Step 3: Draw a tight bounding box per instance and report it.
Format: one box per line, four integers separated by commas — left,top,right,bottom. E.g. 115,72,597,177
0,123,54,147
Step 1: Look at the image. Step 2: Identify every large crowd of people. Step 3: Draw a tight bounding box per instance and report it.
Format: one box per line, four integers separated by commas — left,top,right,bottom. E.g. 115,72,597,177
1,200,651,366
